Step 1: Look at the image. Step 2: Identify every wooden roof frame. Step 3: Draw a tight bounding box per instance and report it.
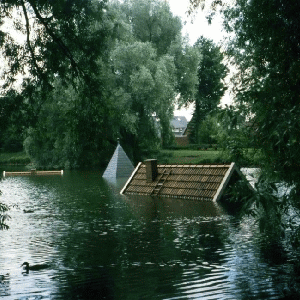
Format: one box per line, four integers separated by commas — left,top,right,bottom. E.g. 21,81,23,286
120,162,254,202
212,162,253,202
120,162,142,195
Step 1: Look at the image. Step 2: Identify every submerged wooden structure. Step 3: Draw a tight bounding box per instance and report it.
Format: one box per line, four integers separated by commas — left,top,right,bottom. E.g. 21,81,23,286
3,170,63,177
121,160,252,202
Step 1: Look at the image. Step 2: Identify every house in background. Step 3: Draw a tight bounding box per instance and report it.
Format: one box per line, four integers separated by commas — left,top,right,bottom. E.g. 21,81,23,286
171,116,187,136
171,116,189,146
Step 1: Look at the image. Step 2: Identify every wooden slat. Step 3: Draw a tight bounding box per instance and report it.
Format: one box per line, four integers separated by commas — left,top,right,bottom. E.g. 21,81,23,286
3,170,63,177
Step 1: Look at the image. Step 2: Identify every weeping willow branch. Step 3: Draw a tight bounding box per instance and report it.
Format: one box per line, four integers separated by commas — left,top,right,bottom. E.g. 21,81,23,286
25,0,84,77
21,0,44,79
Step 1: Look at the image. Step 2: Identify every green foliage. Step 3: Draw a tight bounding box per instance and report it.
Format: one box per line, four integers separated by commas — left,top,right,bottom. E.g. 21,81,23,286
156,149,224,165
188,37,227,144
1,0,116,168
0,91,27,152
0,151,30,165
190,113,219,145
194,37,227,110
23,70,131,168
213,106,254,164
223,0,300,188
231,174,289,239
1,0,109,90
122,0,182,56
169,36,200,103
1,0,205,168
111,41,174,155
109,0,183,153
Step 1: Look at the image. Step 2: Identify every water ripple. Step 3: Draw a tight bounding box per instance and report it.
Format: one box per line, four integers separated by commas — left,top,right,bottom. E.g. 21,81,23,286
0,171,293,299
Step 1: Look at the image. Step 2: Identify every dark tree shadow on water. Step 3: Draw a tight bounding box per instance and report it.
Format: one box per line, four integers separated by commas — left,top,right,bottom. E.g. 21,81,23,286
55,266,115,300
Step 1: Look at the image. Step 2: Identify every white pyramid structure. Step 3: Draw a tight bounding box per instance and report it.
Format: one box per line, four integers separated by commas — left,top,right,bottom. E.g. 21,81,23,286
102,143,134,178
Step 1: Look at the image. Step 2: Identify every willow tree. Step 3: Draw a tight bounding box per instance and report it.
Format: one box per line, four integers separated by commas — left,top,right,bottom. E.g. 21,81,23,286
109,0,190,153
1,0,108,88
225,0,300,189
189,0,300,184
189,0,300,255
1,1,127,168
111,41,177,157
122,0,182,56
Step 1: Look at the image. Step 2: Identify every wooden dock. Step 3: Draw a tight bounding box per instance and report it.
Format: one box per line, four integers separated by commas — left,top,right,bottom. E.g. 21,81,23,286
3,169,63,177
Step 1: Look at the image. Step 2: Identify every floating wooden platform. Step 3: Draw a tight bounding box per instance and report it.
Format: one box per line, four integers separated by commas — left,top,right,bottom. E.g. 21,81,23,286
3,170,63,177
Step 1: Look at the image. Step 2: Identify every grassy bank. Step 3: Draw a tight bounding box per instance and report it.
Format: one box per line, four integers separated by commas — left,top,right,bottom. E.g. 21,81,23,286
154,148,263,167
0,148,263,167
155,149,224,164
0,152,31,165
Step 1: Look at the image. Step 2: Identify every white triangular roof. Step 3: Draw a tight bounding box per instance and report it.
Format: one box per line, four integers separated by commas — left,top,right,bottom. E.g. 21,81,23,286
102,143,134,178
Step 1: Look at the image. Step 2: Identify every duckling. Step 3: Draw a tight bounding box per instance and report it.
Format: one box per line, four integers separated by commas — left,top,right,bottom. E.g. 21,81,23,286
21,262,49,271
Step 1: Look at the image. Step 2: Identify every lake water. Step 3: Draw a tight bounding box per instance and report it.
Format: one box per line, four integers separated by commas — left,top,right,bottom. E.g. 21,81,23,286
0,168,295,299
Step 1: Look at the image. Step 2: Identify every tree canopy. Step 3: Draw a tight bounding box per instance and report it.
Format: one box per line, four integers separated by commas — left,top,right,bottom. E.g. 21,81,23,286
188,0,300,187
188,36,227,144
1,0,201,167
222,0,300,189
1,0,109,88
187,1,300,257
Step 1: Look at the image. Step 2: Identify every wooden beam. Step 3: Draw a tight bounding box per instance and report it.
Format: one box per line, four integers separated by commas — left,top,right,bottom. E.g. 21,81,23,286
212,162,236,202
120,162,142,195
3,170,63,177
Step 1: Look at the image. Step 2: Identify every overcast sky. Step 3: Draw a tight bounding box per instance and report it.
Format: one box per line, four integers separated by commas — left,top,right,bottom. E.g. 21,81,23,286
168,0,225,46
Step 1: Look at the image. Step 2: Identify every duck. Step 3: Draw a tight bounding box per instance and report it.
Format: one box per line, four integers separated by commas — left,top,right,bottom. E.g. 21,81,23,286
21,262,49,271
23,209,35,213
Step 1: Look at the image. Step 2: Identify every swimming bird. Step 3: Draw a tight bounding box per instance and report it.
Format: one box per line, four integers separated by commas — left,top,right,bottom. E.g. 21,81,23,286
23,209,35,213
21,262,49,272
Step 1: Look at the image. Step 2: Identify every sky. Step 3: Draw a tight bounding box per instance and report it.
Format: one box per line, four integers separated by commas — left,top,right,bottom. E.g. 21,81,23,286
168,0,225,45
168,0,231,120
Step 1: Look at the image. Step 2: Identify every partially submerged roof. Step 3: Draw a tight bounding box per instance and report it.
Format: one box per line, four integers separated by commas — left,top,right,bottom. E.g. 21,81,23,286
103,143,134,178
121,161,252,201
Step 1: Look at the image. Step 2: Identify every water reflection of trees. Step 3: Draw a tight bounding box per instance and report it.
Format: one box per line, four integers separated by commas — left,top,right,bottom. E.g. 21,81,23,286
121,196,230,298
197,220,228,264
56,267,115,300
0,274,10,297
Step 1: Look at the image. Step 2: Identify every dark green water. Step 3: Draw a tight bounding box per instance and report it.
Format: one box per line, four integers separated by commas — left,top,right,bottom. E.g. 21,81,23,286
0,168,293,299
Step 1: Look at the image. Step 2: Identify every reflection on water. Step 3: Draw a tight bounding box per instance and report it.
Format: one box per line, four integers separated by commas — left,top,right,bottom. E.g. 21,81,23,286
0,168,293,299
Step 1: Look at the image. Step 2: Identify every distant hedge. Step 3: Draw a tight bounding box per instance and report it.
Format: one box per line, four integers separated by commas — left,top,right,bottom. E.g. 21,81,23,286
165,144,219,151
0,152,31,165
